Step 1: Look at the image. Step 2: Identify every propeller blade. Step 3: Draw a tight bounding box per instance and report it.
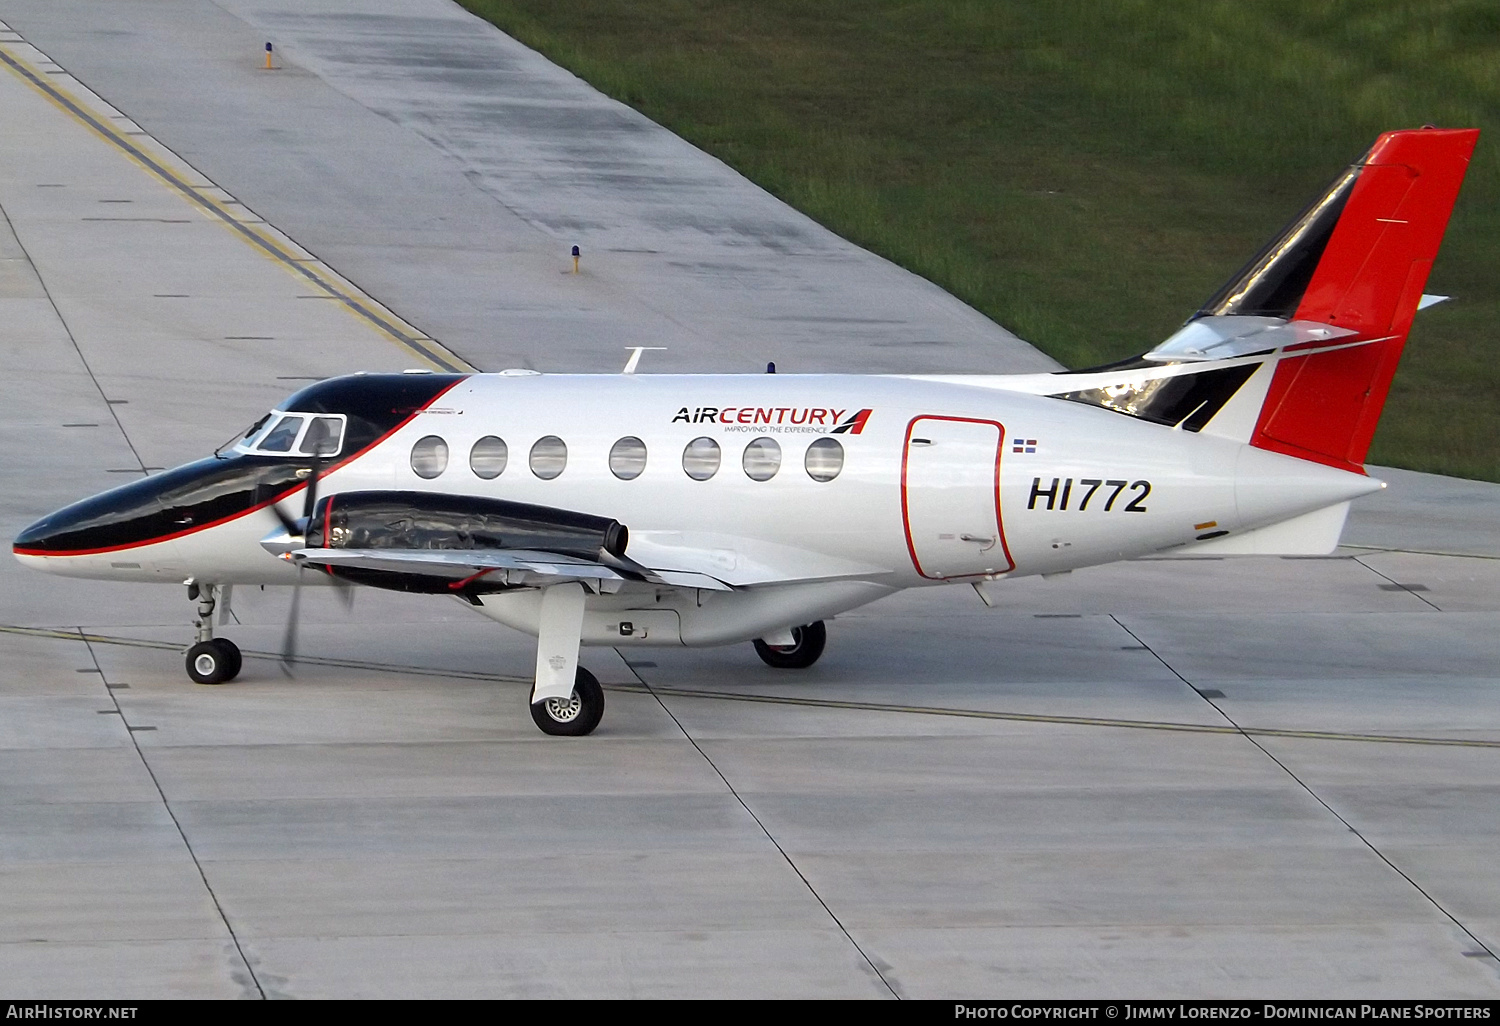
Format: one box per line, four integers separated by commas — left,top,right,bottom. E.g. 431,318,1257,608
267,500,300,534
279,567,304,676
301,452,323,522
316,564,357,611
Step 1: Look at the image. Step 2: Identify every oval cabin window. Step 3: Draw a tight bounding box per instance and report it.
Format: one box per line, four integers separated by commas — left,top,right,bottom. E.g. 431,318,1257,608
410,435,449,479
804,437,844,482
529,435,568,480
742,437,781,481
682,437,721,481
609,436,648,480
469,436,508,479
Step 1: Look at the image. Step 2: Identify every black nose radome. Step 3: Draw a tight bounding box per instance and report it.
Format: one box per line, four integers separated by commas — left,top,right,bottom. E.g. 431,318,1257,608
13,514,57,553
13,456,311,557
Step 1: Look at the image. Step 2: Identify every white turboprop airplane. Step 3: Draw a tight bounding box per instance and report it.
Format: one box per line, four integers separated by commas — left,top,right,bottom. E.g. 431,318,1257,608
14,128,1478,736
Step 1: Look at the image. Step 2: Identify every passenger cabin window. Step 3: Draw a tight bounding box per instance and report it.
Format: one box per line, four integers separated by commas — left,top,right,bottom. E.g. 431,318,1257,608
742,437,781,481
410,435,449,479
470,436,508,479
805,437,844,482
609,437,647,480
682,437,721,481
530,436,567,479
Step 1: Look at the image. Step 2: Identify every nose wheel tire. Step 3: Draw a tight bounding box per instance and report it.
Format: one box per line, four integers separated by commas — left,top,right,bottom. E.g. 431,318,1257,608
753,620,827,669
186,639,242,685
530,666,605,736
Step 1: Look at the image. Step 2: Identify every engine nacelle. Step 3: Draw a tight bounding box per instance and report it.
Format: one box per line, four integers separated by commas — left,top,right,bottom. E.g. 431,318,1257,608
306,491,628,560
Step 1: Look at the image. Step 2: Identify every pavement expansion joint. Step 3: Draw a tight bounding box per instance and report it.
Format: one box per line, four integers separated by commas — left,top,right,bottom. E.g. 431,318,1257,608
618,649,902,999
1112,616,1500,968
72,627,266,998
1354,555,1445,611
0,197,150,474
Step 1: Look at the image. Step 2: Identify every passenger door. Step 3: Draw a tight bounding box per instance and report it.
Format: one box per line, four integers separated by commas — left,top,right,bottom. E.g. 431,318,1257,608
901,416,1012,579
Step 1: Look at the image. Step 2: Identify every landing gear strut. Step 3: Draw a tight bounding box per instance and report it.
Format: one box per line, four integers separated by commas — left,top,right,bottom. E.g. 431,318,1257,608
184,581,241,685
527,582,602,736
754,620,827,669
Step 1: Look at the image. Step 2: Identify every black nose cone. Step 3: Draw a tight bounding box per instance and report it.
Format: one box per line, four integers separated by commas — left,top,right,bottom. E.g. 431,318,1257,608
13,471,179,556
14,456,310,557
13,512,64,552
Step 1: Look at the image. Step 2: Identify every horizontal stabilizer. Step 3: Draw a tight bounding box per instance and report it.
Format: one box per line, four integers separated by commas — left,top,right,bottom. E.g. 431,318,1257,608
1146,316,1357,362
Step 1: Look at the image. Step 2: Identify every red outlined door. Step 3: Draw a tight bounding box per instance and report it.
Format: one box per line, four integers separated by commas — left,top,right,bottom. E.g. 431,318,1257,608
901,416,1014,580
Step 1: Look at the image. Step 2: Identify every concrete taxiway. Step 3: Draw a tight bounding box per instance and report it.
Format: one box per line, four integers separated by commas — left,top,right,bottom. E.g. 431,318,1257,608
1,0,1498,999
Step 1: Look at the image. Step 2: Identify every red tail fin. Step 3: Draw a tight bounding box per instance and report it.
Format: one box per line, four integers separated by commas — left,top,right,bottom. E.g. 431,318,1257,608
1240,128,1478,472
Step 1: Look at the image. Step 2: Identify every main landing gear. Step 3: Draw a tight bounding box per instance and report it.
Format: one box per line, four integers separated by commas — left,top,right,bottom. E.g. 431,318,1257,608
183,582,241,685
753,620,827,669
528,582,603,736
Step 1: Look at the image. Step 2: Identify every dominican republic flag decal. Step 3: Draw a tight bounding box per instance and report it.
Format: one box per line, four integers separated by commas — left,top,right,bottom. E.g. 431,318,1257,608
832,409,873,434
1012,438,1037,453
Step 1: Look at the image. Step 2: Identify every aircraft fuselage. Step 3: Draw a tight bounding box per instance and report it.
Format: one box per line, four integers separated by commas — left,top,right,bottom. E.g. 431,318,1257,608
15,371,1378,636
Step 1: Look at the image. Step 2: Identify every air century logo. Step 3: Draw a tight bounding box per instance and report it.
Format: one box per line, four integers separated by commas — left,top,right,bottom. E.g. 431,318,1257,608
671,406,873,433
832,409,873,434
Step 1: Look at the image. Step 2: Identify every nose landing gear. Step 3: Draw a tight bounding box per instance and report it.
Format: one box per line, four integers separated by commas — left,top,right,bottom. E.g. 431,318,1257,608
184,581,241,685
186,639,241,685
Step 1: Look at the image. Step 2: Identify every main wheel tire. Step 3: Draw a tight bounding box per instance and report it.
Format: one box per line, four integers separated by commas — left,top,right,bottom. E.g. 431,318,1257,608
753,620,827,669
530,666,605,736
186,639,236,685
217,639,243,682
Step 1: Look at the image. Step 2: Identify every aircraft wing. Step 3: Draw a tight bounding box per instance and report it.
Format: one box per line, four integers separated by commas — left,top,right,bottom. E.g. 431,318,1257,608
290,546,734,591
289,532,890,592
623,531,893,587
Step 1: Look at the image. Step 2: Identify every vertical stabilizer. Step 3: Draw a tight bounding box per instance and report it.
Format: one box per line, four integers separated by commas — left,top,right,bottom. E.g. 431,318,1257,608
1197,128,1478,472
1218,127,1476,474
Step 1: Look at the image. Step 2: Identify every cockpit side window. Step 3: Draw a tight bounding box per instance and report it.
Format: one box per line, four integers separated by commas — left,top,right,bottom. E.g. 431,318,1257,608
302,416,344,456
257,415,305,453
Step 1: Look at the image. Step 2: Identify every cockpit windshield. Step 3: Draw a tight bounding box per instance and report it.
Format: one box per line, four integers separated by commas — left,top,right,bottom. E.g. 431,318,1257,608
258,416,303,452
216,414,271,457
221,411,347,459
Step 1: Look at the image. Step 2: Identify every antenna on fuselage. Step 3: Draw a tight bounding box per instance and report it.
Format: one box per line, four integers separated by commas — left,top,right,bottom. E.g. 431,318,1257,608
622,347,666,374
